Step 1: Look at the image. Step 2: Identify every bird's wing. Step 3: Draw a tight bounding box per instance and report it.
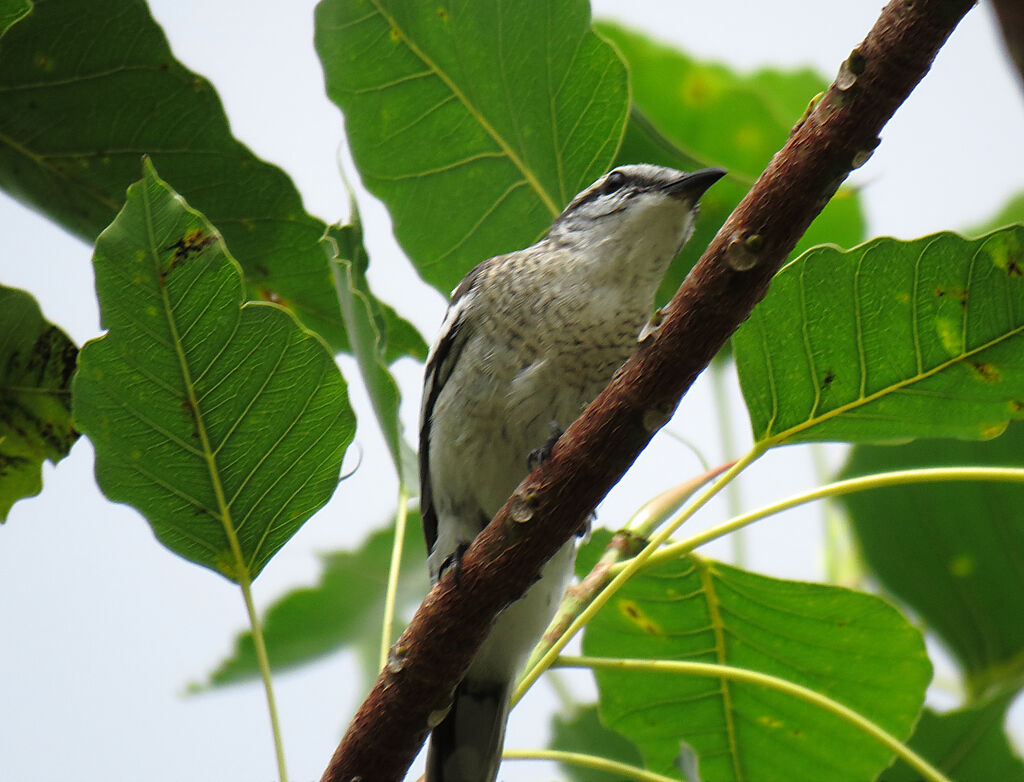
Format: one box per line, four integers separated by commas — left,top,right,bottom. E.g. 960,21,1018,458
419,259,492,554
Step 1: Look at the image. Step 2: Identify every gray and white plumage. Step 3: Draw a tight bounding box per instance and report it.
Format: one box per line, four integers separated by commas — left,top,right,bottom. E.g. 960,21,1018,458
420,163,725,782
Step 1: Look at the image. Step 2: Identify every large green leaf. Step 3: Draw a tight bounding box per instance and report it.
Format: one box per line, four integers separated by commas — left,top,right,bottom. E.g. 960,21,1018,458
0,284,78,520
0,0,424,356
72,160,354,581
315,0,629,293
325,213,421,487
601,22,866,305
880,694,1024,781
840,423,1024,693
196,511,428,689
733,227,1024,446
581,536,930,781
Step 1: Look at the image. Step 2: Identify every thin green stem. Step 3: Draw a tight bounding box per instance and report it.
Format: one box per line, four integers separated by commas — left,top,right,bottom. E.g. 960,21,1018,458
380,485,411,670
626,461,736,539
502,748,678,782
239,576,289,782
660,428,712,471
519,461,735,677
634,466,1024,572
813,443,863,585
557,655,951,782
143,174,288,782
710,359,746,565
512,446,765,705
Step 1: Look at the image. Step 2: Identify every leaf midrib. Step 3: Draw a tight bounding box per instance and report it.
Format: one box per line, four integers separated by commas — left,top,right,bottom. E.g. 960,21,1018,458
696,557,745,782
370,0,559,218
141,171,246,582
762,303,1024,446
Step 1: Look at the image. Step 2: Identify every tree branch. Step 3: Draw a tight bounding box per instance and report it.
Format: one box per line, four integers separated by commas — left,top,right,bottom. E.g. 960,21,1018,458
320,1,976,779
992,0,1024,90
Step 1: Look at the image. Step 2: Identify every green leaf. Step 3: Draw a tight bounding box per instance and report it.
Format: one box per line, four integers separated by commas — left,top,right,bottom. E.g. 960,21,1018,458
582,540,930,781
597,22,820,180
0,284,78,520
733,227,1024,446
325,209,421,487
315,0,629,293
550,706,647,782
880,694,1024,781
72,160,354,581
840,423,1024,693
196,511,428,689
0,0,365,353
601,22,865,305
0,0,31,38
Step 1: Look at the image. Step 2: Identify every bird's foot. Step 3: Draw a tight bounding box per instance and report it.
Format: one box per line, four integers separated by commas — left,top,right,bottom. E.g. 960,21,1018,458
577,510,595,540
528,421,563,470
438,541,470,586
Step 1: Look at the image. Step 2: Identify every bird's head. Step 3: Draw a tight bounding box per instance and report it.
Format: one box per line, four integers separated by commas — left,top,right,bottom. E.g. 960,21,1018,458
548,164,726,262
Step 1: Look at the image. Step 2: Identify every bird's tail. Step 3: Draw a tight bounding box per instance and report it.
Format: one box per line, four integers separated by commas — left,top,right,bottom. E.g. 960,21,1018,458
425,678,511,782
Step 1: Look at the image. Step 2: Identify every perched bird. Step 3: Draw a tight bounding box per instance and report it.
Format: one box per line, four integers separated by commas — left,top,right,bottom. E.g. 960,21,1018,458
419,163,725,782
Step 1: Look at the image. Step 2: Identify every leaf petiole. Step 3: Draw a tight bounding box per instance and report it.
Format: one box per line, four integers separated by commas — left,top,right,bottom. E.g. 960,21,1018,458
512,446,764,704
556,655,952,782
502,747,678,782
239,575,289,782
635,466,1024,573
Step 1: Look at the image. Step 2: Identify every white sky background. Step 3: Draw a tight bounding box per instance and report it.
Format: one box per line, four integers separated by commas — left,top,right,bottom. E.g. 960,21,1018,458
2,1,1023,780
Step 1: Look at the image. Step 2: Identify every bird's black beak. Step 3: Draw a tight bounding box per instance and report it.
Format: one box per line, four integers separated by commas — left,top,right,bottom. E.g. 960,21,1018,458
666,167,727,201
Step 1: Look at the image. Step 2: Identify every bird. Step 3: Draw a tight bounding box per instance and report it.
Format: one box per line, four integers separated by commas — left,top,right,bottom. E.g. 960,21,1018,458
419,163,725,782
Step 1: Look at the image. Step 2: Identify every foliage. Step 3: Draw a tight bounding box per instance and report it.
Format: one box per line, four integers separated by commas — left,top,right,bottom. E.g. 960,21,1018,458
1,1,1022,781
733,228,1024,446
72,159,355,581
0,284,78,520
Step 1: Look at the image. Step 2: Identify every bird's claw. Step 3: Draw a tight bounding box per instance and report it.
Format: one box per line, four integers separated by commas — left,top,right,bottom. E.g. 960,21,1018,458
439,541,470,586
528,421,563,470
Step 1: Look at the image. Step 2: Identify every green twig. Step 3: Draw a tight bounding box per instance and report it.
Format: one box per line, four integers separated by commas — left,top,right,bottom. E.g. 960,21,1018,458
626,460,736,539
556,655,951,782
380,485,411,670
633,466,1024,572
239,576,289,782
502,748,678,782
519,462,733,684
512,447,764,704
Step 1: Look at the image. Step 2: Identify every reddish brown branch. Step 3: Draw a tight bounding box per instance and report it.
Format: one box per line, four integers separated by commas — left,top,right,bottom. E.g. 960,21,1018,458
992,0,1024,90
321,1,975,779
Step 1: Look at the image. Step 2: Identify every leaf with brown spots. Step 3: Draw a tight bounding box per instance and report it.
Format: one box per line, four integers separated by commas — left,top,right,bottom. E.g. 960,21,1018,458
72,160,355,580
734,226,1024,445
577,531,930,782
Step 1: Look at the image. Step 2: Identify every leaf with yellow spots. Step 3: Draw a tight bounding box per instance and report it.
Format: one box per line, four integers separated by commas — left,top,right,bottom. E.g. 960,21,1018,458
734,225,1024,445
72,160,354,581
579,531,930,782
841,422,1024,695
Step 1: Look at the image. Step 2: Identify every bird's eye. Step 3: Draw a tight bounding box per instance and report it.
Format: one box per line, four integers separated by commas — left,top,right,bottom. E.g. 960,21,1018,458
601,170,627,195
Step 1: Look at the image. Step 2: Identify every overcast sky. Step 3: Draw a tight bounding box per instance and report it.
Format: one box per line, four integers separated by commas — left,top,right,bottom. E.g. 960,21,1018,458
2,2,1022,780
